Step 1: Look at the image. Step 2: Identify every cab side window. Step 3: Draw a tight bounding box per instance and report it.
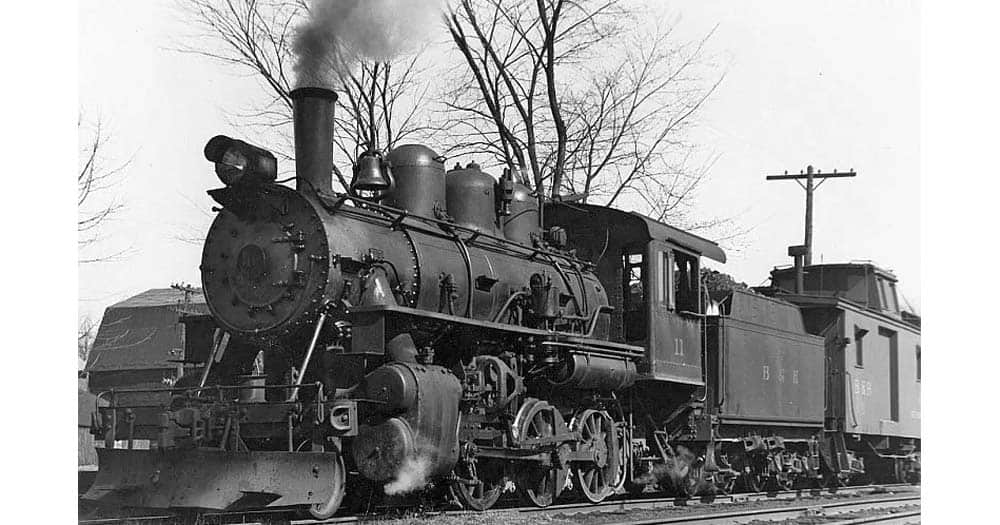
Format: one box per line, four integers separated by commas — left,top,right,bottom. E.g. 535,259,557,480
623,251,646,341
658,250,674,309
673,250,700,314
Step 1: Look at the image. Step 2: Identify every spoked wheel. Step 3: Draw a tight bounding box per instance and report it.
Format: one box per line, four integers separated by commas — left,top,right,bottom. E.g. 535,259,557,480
681,461,707,497
452,454,506,511
772,473,793,492
715,472,737,495
742,470,765,493
713,455,738,495
514,400,569,507
625,460,651,497
612,423,629,493
824,471,848,489
571,410,619,503
308,452,346,520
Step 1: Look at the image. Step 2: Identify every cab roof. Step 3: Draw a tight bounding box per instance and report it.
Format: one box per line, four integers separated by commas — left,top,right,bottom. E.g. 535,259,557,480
547,202,726,263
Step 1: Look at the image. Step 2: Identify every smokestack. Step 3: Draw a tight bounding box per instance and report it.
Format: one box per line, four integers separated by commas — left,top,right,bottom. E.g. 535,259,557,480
290,87,338,194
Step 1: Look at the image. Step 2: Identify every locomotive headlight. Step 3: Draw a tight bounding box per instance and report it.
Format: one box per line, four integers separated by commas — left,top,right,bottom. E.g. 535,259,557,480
204,135,277,186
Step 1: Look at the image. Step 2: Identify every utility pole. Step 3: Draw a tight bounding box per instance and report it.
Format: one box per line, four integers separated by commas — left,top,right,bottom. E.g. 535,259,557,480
766,165,857,266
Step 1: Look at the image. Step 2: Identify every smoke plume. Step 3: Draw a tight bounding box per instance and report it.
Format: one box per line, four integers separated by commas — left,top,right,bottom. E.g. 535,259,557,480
293,0,444,87
383,453,433,496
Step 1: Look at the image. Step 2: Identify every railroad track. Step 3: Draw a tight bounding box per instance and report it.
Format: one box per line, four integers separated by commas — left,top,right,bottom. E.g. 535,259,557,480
594,496,920,525
79,483,919,525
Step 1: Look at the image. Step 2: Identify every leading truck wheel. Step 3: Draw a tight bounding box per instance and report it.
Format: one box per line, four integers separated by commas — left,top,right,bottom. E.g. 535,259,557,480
452,455,505,511
308,453,346,519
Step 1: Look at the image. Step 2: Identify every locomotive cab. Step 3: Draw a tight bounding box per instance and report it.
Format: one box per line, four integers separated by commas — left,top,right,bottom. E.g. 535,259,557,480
545,203,725,385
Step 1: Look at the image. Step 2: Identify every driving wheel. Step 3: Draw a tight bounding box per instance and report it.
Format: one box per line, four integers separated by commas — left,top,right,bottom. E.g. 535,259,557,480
571,409,619,503
514,399,569,507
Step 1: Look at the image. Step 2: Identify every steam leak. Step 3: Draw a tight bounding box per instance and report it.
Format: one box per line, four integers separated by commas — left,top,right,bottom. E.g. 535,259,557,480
383,453,433,496
293,0,444,87
632,446,704,492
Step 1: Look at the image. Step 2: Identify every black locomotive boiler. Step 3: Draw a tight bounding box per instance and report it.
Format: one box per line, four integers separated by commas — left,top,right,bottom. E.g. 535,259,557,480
84,86,919,518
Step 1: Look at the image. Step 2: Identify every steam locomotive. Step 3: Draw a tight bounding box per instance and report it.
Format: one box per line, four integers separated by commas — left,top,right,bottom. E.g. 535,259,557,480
83,87,920,518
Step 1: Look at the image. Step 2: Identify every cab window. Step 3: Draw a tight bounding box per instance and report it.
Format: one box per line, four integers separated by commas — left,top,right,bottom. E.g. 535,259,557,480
623,250,645,341
658,250,674,309
673,250,700,314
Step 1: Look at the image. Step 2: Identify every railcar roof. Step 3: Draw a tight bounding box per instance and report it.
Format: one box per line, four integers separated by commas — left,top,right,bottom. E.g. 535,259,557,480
772,262,897,281
109,287,206,309
85,288,210,372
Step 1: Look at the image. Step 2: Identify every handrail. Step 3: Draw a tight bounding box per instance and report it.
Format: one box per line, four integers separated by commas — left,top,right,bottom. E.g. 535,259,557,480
541,252,583,317
452,233,475,318
584,305,615,338
844,370,859,428
197,330,229,391
96,383,325,409
320,191,595,270
492,291,529,323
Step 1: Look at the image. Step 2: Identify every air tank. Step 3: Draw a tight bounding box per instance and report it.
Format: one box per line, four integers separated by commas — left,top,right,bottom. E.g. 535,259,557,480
446,162,500,235
502,182,539,245
383,144,446,219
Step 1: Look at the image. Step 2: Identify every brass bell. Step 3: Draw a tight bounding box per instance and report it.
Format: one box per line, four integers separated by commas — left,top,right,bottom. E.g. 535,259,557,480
351,150,393,193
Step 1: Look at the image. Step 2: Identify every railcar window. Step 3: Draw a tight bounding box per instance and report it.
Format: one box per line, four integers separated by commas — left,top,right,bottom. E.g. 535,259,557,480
854,327,867,367
916,345,921,382
887,282,900,313
877,278,890,311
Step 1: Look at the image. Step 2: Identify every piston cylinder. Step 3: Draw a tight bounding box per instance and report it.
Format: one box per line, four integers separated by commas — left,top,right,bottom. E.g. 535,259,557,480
353,362,462,482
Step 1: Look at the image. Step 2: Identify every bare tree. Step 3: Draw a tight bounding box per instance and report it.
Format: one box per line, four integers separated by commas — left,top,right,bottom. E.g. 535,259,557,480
79,317,98,366
179,0,436,188
444,0,726,231
79,116,130,263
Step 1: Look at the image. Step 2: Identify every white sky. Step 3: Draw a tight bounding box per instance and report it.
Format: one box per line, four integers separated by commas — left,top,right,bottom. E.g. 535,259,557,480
78,0,920,324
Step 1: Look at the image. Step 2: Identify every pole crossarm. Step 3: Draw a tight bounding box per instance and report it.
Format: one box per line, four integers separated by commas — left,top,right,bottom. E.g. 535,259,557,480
765,171,856,180
765,165,858,266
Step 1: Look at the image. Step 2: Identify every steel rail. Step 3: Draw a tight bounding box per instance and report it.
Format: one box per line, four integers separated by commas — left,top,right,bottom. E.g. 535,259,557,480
305,484,919,524
593,496,920,525
830,510,922,524
78,483,918,525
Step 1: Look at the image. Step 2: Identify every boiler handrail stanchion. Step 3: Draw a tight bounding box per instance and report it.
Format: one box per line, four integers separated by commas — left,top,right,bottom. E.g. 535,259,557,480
289,304,331,402
198,329,230,391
